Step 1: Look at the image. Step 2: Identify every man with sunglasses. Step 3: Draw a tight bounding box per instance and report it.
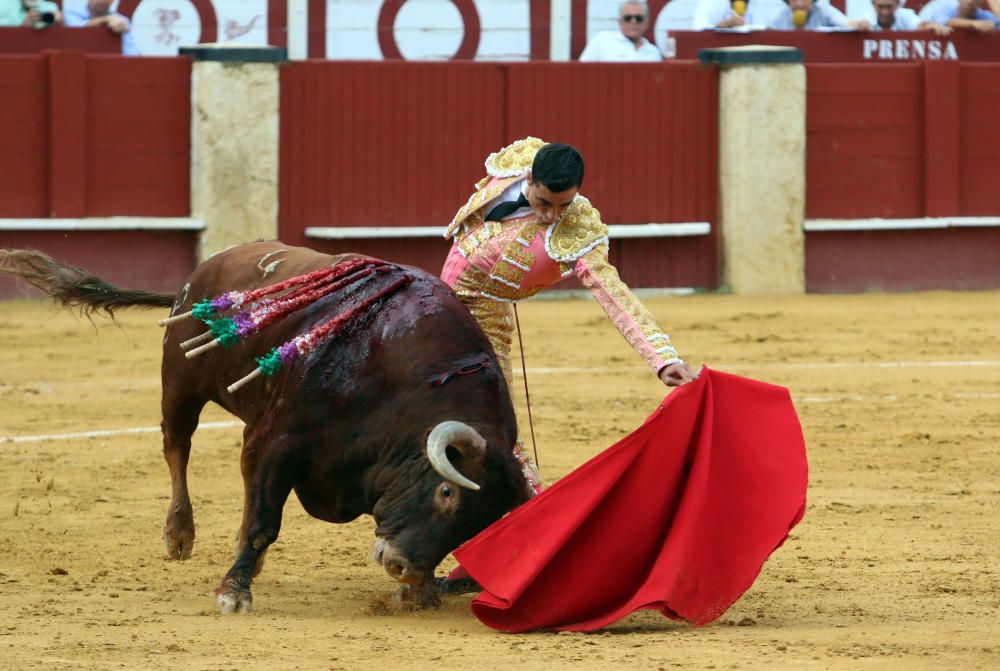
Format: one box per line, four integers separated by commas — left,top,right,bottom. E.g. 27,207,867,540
580,1,663,61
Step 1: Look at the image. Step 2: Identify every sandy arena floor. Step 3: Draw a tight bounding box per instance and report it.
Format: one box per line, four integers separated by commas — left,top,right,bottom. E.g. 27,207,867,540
0,290,998,670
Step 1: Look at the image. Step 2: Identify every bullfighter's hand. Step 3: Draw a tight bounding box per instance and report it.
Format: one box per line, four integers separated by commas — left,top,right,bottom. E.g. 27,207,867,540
658,361,698,387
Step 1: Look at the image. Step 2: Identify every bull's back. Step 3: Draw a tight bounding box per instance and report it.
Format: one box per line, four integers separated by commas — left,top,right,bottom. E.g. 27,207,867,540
160,243,367,414
186,242,363,299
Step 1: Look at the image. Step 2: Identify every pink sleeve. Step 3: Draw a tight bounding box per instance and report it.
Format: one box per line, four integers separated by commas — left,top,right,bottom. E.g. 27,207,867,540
576,245,682,374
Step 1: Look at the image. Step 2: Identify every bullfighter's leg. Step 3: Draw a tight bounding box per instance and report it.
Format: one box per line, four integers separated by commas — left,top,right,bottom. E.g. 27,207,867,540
216,447,295,615
160,394,207,560
457,294,542,492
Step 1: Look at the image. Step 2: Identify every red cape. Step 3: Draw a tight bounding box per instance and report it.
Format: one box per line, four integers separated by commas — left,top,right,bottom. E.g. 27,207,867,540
453,367,808,632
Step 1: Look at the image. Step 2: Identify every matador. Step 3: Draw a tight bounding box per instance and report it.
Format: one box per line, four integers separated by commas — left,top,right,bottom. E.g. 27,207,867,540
441,138,696,490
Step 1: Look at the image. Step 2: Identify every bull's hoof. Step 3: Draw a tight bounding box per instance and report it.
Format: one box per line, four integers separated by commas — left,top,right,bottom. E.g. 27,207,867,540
163,505,195,560
216,582,253,615
392,581,441,610
162,528,195,560
436,576,481,595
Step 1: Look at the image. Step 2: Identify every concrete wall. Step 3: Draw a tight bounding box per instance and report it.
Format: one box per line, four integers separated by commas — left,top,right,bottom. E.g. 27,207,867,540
189,51,283,260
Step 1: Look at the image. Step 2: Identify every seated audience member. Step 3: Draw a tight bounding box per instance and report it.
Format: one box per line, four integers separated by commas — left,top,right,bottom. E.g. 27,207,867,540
64,0,139,54
0,0,62,28
769,0,872,29
693,0,759,28
926,0,1000,31
868,0,952,34
580,1,663,61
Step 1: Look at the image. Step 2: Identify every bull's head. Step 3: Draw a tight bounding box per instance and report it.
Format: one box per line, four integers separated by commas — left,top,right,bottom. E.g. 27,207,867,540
371,420,531,590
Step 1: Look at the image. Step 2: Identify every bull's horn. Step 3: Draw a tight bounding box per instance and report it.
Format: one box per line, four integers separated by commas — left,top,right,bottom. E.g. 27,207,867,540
426,421,485,491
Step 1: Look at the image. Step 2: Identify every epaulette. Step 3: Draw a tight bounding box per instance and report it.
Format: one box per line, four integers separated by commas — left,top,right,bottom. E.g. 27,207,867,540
544,196,609,263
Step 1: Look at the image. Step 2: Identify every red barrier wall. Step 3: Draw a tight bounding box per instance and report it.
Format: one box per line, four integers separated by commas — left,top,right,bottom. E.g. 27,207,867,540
0,52,190,218
960,63,1000,215
0,26,120,54
805,61,1000,292
806,64,924,219
806,61,1000,218
0,230,197,299
0,55,47,218
279,61,719,288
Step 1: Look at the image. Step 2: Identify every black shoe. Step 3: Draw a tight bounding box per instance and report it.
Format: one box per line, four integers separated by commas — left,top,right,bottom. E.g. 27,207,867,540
435,576,481,595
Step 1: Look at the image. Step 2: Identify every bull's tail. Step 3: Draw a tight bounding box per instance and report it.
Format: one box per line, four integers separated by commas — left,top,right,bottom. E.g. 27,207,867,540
0,248,175,318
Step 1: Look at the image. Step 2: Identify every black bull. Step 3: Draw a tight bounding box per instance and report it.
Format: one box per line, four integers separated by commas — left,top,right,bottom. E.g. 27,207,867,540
0,242,532,613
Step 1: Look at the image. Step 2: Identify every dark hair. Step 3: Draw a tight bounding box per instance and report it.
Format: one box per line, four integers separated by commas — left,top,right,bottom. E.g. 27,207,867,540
532,143,585,192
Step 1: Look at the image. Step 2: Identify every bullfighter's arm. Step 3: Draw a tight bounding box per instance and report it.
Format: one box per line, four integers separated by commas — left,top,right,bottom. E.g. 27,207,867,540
574,244,687,380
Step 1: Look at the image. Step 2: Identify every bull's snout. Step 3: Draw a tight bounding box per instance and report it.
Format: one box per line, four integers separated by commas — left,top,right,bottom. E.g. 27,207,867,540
379,543,425,586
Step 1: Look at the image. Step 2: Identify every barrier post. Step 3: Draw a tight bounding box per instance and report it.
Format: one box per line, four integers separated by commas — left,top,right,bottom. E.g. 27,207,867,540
700,46,805,294
180,45,287,261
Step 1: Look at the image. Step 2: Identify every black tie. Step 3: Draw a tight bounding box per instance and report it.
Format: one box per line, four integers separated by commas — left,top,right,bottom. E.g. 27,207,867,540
485,192,530,222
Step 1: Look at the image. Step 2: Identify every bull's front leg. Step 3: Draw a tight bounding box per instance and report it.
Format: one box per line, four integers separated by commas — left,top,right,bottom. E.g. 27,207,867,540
216,457,293,615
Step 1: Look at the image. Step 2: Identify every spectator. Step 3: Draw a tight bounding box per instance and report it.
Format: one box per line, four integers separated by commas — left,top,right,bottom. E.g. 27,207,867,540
693,0,761,29
926,0,1000,31
0,0,62,28
580,1,663,61
769,0,872,29
867,0,952,34
64,0,139,55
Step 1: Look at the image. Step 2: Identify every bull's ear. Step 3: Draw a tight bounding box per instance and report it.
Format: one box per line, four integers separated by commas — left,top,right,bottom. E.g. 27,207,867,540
426,421,484,491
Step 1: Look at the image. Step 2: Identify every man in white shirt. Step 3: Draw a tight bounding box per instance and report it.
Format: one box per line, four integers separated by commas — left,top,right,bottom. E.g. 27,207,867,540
693,0,762,29
867,0,951,33
769,0,871,29
580,1,663,62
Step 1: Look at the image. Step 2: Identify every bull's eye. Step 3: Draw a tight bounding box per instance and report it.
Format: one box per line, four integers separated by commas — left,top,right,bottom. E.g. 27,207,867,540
441,484,452,498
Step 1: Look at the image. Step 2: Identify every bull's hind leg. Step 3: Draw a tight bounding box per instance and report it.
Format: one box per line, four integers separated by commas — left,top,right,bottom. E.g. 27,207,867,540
160,394,207,560
235,424,269,578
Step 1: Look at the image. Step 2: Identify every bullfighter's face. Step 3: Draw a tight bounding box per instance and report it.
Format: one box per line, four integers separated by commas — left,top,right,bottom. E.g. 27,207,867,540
526,173,578,226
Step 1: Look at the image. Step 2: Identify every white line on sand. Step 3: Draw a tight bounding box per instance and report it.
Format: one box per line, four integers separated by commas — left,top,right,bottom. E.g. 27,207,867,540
4,387,999,444
0,421,242,445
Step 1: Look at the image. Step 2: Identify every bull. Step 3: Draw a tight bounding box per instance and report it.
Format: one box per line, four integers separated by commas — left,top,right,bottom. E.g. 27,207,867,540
0,242,531,613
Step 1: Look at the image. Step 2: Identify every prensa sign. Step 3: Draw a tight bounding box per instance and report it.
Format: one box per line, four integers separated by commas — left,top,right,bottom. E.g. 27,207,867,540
862,38,959,61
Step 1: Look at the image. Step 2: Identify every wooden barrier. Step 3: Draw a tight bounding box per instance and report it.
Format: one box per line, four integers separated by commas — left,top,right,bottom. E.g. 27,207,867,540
2,54,997,297
0,52,191,219
804,60,1000,291
0,52,194,299
0,26,120,54
806,61,1000,218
